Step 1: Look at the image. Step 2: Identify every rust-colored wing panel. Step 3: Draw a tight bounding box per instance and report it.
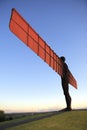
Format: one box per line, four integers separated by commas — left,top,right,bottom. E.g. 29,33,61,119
9,8,77,89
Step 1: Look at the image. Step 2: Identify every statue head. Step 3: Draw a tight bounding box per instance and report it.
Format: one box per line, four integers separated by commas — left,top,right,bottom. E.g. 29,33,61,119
60,56,66,62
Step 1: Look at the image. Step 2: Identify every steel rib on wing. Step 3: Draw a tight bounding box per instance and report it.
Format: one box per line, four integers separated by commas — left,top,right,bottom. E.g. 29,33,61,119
9,8,77,89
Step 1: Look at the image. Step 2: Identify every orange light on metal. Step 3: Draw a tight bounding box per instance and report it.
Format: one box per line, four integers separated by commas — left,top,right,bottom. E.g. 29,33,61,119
9,8,77,89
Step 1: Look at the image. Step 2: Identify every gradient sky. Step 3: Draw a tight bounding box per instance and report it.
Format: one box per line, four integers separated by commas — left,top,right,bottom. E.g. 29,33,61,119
0,0,87,113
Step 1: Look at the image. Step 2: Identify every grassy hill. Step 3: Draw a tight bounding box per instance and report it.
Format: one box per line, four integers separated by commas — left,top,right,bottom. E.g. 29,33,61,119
5,110,87,130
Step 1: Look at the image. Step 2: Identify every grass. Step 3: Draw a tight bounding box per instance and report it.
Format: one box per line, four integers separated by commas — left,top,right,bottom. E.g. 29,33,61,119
6,110,87,130
0,112,51,126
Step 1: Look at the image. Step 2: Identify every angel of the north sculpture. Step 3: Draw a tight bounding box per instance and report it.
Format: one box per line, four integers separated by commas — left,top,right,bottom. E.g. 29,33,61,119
9,8,77,89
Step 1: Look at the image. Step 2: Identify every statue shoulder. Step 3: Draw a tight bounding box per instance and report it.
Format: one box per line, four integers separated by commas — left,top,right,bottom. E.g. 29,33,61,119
64,62,68,69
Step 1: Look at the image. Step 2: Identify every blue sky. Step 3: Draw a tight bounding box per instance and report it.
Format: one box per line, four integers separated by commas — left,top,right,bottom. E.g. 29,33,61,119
0,0,87,113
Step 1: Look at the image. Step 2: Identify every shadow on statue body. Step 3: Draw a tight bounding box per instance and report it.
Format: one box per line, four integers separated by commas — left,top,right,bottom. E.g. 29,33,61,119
60,56,72,111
